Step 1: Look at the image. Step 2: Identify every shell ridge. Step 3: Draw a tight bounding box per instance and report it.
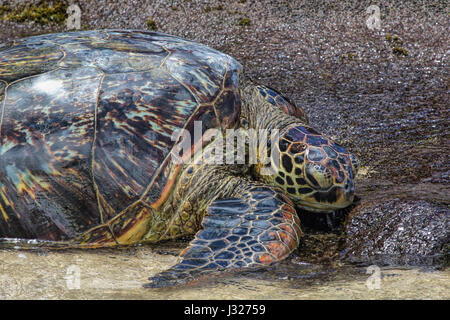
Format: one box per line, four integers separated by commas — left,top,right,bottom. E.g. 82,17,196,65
40,40,68,68
162,65,201,105
0,79,8,138
90,69,108,226
159,45,171,68
56,44,67,68
209,56,233,131
100,101,203,223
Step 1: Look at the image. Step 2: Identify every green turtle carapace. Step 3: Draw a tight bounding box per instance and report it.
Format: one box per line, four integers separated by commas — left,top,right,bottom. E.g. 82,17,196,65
0,30,358,287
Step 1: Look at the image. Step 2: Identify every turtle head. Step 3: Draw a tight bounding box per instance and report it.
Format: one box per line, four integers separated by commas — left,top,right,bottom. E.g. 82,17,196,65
261,125,359,213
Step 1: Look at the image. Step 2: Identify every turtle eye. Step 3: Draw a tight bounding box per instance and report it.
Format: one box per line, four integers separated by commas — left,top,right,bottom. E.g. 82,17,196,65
349,153,359,176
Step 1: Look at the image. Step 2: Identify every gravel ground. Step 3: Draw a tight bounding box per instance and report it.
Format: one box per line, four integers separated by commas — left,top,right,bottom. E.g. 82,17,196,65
0,0,448,266
343,199,449,266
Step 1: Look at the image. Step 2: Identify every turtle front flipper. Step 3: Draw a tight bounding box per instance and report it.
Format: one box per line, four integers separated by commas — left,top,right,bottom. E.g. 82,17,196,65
144,185,302,288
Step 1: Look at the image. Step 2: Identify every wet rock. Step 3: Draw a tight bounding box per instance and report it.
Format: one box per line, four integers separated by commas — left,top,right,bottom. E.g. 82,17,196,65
295,233,344,266
342,199,449,267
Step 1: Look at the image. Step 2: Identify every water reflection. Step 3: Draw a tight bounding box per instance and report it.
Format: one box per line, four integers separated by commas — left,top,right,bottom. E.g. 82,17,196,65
0,244,448,299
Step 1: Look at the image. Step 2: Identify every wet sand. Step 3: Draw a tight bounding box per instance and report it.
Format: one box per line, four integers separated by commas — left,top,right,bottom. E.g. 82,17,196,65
1,246,448,299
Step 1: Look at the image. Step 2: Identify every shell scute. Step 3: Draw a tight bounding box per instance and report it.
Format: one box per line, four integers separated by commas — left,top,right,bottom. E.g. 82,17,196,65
0,42,63,82
60,40,167,73
0,66,103,239
93,68,200,217
163,44,240,104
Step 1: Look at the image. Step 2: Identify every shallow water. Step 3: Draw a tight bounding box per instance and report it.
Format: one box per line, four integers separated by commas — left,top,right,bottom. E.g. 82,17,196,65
0,244,448,300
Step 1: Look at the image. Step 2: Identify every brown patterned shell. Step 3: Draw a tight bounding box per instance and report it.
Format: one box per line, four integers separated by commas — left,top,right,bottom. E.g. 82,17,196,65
0,30,242,244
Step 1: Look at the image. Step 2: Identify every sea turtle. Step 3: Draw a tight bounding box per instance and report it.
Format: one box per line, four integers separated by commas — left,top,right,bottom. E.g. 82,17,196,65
0,30,358,287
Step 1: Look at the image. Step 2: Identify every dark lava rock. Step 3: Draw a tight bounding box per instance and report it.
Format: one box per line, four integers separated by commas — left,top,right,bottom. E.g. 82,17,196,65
342,199,449,267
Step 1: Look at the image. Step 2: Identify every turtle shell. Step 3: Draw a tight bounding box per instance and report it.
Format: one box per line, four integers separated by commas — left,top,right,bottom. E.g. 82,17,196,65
0,30,242,244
